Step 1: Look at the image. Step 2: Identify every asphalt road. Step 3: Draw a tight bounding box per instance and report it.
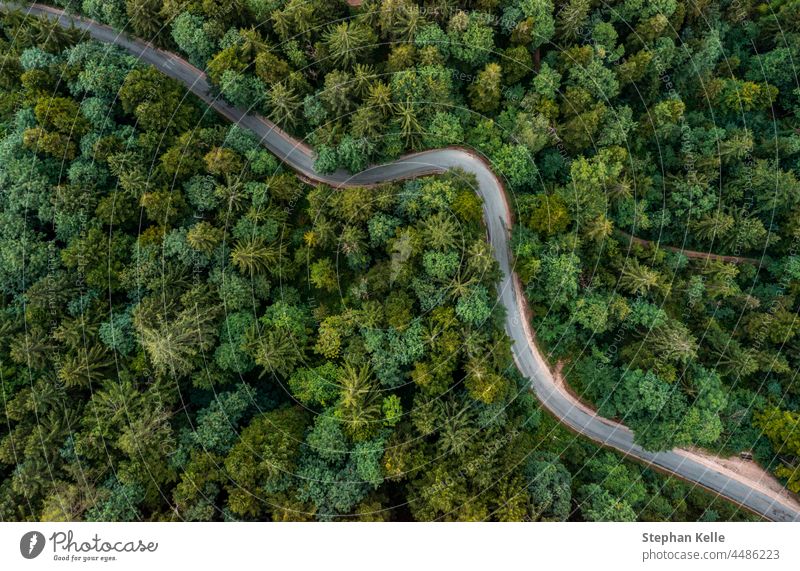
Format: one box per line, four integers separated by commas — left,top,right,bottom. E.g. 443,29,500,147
10,2,800,522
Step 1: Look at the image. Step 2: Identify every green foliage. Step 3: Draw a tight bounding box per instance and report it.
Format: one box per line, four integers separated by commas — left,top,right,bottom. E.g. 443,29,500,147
755,408,800,492
133,291,220,378
119,67,199,134
468,63,503,113
289,363,341,407
224,407,309,517
455,285,492,325
323,21,376,69
423,250,460,281
171,12,217,68
579,484,637,522
0,0,792,524
447,11,495,67
188,384,252,454
525,454,572,521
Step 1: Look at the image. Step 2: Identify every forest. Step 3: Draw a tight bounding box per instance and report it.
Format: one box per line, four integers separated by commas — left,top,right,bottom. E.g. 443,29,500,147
0,0,798,520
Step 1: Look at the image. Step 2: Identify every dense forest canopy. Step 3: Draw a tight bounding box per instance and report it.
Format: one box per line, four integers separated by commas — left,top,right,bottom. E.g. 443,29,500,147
1,0,798,520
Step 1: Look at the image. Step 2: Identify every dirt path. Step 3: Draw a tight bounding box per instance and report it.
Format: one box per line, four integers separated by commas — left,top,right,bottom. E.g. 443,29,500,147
550,359,800,515
617,231,761,265
682,447,800,510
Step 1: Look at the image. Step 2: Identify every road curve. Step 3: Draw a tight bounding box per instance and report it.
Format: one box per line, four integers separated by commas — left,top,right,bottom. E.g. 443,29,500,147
10,2,800,522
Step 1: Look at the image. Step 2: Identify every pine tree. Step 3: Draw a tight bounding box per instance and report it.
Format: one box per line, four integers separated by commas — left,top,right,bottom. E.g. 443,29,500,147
231,236,282,275
323,21,376,69
266,82,301,127
468,63,503,112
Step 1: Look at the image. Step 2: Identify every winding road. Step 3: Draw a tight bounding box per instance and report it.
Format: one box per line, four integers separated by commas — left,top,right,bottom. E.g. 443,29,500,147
9,2,800,521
